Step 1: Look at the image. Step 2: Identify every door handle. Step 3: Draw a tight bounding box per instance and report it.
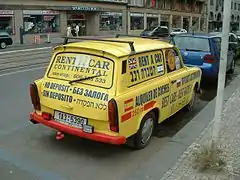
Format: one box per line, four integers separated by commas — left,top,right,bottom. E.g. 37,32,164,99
171,80,177,84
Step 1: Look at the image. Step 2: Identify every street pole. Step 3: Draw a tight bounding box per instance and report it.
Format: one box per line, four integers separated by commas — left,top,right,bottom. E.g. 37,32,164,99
206,0,210,32
211,0,231,148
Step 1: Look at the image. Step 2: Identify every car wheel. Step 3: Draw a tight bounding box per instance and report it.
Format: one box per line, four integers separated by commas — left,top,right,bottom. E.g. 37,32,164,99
184,87,197,112
0,41,7,49
134,112,155,150
228,59,235,74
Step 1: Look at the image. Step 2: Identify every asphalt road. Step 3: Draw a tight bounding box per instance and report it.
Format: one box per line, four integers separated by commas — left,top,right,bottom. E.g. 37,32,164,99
0,46,238,180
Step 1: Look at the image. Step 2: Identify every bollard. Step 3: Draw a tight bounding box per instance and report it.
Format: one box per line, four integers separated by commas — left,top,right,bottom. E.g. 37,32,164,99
47,33,51,43
19,27,24,44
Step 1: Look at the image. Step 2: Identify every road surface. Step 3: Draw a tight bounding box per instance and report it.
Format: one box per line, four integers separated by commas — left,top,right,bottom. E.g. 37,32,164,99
0,46,238,180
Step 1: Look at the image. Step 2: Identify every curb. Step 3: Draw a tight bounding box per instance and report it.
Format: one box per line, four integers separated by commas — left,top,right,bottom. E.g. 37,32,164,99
126,74,240,180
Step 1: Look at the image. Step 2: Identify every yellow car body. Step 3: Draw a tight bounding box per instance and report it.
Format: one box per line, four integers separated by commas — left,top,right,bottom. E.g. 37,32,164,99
29,37,202,149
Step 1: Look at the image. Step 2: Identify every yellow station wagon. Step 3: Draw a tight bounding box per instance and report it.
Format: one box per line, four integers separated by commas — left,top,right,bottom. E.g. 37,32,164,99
29,36,202,149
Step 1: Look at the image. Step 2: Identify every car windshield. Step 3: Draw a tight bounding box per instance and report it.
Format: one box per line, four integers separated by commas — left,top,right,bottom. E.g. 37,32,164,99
173,36,210,52
47,53,114,89
0,32,10,36
144,26,157,31
172,29,181,32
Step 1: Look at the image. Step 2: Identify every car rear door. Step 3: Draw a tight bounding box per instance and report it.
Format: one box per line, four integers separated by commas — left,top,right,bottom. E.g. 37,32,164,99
165,48,191,115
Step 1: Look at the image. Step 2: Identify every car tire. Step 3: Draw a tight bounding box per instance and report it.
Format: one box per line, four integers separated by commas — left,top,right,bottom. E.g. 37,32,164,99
0,41,7,49
134,112,156,150
184,86,197,112
228,59,235,74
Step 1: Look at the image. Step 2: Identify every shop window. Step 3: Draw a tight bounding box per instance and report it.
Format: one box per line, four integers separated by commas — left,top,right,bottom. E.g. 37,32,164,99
130,13,144,30
0,10,14,35
99,12,122,31
0,17,13,35
147,15,159,28
23,11,60,34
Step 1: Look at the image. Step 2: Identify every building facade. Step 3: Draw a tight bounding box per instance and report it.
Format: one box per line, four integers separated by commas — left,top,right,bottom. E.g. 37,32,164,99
209,0,240,31
0,0,206,44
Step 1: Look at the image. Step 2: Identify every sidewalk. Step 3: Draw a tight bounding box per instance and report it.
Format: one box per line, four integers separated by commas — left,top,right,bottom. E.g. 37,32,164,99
159,76,240,180
12,35,116,48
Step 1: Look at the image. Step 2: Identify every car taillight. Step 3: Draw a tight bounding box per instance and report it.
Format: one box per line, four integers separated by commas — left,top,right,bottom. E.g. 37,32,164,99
203,54,215,64
30,83,40,110
108,99,119,132
42,112,52,120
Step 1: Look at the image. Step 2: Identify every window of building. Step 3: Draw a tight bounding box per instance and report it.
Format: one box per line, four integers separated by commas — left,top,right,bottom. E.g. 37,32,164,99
23,10,60,34
144,0,158,8
129,0,144,6
147,14,159,28
235,3,237,10
99,12,122,31
231,2,233,9
238,4,240,11
159,0,171,9
210,0,214,5
130,13,144,30
0,10,14,35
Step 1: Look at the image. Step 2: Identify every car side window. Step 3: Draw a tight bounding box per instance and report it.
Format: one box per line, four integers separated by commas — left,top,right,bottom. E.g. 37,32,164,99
165,48,182,73
229,35,237,43
214,37,221,52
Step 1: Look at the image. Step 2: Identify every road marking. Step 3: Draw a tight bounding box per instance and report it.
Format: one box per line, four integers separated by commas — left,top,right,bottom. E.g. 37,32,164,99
0,149,67,180
0,47,52,55
0,66,47,77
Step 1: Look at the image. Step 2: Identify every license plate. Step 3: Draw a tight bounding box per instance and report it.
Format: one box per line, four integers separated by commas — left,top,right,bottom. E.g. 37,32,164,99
54,111,87,129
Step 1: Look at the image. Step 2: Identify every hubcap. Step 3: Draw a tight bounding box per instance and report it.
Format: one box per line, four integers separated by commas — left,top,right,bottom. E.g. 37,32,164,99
1,42,6,49
141,117,153,144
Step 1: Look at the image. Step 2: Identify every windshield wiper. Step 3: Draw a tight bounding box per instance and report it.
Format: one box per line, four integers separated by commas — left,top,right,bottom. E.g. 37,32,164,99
185,49,203,52
69,75,102,85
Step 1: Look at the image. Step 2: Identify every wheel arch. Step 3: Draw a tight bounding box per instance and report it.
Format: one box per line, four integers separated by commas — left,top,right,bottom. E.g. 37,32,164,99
136,107,160,131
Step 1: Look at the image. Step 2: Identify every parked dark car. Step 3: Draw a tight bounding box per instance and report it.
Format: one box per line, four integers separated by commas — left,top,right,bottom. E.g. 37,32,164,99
140,26,169,37
210,32,240,59
170,33,236,79
0,32,13,49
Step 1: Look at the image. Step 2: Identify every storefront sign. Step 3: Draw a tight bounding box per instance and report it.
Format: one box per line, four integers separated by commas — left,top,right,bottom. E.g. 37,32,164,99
101,12,122,16
147,14,159,18
71,6,100,11
130,12,144,17
95,0,127,3
43,15,55,21
0,10,13,17
23,10,60,15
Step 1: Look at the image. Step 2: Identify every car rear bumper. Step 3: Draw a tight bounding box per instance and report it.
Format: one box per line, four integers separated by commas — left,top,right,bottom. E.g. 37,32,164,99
186,63,218,77
29,112,126,145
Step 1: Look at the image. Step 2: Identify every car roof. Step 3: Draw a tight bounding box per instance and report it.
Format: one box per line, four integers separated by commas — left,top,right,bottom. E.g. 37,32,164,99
0,31,10,36
175,33,218,38
61,37,173,58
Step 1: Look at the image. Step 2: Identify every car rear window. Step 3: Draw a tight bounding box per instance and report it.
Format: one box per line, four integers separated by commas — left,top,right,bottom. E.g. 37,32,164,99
47,53,114,89
173,36,210,52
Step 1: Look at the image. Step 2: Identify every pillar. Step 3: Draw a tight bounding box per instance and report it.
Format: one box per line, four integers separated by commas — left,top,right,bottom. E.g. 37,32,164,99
180,16,183,29
60,12,67,36
158,14,161,26
144,13,147,29
128,11,131,33
14,10,24,44
189,16,193,32
198,17,201,32
169,14,173,33
122,9,127,34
